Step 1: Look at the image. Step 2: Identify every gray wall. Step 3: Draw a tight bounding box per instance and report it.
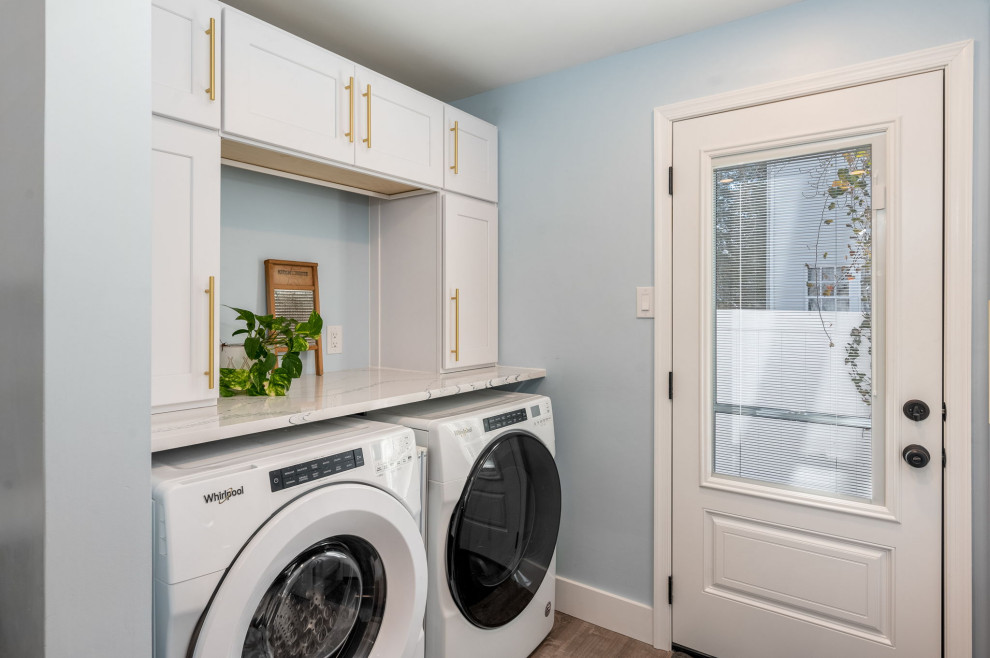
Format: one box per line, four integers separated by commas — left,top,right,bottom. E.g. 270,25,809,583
0,0,46,653
455,0,990,650
220,167,372,372
45,0,152,654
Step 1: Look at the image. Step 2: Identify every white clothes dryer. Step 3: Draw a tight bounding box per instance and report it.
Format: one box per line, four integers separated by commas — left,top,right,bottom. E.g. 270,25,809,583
369,390,560,658
152,417,428,658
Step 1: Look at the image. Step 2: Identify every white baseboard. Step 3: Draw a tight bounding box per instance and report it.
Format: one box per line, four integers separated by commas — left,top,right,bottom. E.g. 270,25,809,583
555,576,653,644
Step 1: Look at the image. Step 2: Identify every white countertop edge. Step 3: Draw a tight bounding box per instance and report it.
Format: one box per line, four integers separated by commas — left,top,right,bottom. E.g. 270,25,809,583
151,365,546,452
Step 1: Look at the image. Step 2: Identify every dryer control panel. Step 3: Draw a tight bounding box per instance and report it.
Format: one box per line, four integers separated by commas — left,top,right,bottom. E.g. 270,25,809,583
483,408,528,432
268,448,365,492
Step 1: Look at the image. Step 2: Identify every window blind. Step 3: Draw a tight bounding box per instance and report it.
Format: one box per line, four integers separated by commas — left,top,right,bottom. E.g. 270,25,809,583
712,145,876,501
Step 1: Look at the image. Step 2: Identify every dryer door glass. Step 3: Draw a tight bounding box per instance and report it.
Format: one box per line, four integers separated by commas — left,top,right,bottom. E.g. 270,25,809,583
447,431,561,629
243,536,385,658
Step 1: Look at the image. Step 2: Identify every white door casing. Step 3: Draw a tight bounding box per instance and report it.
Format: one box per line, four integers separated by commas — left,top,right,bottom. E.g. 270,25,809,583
152,0,221,129
443,194,498,371
151,116,220,411
222,8,356,164
652,42,974,657
669,72,942,658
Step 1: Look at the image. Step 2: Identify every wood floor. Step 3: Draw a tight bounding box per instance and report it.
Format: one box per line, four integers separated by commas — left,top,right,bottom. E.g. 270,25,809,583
529,612,677,657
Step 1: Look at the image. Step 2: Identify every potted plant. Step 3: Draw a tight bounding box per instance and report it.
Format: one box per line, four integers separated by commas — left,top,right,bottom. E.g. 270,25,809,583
219,307,323,397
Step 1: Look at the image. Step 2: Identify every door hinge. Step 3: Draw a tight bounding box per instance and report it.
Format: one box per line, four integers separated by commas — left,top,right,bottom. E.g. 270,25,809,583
668,575,673,605
942,402,947,421
668,372,673,400
668,167,673,196
943,448,947,468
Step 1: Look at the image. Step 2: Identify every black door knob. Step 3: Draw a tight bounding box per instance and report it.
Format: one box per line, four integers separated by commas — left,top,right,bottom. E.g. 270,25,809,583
903,400,931,422
902,444,931,468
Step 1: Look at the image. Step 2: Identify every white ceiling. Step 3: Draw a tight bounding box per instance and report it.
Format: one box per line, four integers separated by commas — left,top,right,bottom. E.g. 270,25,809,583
223,0,805,101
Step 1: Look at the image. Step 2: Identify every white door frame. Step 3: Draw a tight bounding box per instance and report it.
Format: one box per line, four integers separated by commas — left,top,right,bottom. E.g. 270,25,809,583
653,41,974,656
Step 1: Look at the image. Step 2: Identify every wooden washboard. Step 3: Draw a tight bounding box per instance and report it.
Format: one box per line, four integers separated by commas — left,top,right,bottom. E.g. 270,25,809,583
264,259,323,376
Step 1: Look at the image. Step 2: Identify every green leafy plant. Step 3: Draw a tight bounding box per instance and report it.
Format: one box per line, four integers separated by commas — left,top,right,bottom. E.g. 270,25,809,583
219,307,323,397
807,149,873,405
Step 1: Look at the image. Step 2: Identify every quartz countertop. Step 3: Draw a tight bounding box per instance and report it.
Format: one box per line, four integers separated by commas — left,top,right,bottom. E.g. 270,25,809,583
151,365,546,452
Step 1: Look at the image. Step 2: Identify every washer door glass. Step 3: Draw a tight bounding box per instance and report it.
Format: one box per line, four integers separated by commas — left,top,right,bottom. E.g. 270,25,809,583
243,536,385,658
446,431,561,629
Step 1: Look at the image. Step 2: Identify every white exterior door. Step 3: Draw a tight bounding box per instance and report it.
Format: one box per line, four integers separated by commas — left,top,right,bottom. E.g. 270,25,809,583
152,0,221,129
671,72,943,657
151,116,220,411
355,65,444,188
222,8,355,163
444,105,498,202
443,194,498,371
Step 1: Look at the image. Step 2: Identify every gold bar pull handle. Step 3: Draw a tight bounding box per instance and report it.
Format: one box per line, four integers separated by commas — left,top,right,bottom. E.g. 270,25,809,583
205,18,216,100
362,84,372,148
450,288,460,362
449,120,459,174
344,76,354,143
204,276,215,388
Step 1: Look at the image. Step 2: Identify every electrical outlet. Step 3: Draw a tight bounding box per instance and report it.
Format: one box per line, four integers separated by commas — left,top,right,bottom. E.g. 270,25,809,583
326,326,342,354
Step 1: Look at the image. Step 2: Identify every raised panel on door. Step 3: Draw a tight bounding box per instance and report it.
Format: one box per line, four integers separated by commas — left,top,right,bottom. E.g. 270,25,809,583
152,0,221,128
444,106,498,202
443,194,497,370
355,66,444,187
151,116,220,411
222,8,355,163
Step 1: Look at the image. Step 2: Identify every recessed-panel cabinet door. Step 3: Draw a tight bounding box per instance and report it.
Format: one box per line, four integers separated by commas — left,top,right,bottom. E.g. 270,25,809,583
355,66,444,187
222,9,355,163
444,106,498,202
443,195,498,370
152,0,221,129
151,117,220,412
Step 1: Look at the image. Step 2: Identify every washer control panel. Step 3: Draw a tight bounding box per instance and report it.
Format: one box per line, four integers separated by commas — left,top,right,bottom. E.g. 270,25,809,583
483,408,528,432
269,448,365,492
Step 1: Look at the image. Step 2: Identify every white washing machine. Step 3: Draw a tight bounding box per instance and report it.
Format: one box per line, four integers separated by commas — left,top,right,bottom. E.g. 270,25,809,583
369,390,561,658
152,417,428,658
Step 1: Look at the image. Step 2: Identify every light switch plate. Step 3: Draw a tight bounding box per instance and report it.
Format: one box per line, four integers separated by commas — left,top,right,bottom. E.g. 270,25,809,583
636,287,655,318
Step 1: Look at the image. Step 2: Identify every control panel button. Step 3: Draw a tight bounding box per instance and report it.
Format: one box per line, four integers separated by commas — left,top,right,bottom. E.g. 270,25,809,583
483,408,528,432
272,447,369,491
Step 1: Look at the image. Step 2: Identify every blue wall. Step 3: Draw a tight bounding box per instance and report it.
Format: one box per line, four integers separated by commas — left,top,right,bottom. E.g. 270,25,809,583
220,167,372,372
455,0,990,649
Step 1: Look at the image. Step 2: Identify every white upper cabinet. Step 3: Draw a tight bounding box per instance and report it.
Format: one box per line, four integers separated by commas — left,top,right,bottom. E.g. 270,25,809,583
151,116,221,412
443,194,498,370
152,0,222,129
354,66,445,188
444,106,498,202
222,8,356,163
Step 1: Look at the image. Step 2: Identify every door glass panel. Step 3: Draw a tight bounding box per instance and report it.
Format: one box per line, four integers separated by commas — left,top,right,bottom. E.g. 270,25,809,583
243,536,385,658
712,144,880,502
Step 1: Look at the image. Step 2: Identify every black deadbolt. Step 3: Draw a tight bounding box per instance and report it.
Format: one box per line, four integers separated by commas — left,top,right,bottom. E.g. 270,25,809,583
902,444,931,468
902,399,931,422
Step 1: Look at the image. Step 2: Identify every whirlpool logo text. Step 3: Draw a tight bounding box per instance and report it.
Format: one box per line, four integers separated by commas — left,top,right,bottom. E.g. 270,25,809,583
203,486,244,505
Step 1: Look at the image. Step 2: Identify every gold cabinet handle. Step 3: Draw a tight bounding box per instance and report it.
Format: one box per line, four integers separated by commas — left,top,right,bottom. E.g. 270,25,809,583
204,276,215,388
205,18,216,101
345,76,354,143
449,120,459,174
362,84,372,148
450,288,460,362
